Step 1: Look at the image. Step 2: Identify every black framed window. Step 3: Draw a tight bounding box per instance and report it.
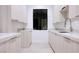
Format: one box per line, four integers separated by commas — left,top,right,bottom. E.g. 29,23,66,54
33,9,48,30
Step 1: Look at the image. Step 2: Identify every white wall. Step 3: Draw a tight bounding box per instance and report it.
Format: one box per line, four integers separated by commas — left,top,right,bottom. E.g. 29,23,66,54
27,5,54,30
11,5,27,23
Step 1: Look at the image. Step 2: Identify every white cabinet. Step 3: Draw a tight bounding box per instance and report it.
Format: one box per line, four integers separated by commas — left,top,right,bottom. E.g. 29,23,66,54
11,5,27,23
20,30,32,48
11,5,27,32
53,5,65,23
49,32,66,52
69,5,79,18
7,37,18,52
52,34,65,52
48,32,54,51
53,5,79,23
0,36,21,53
11,20,26,32
69,5,77,18
49,32,56,51
49,31,79,53
76,6,79,17
62,37,77,53
27,31,32,47
7,37,21,52
0,5,12,32
0,41,7,52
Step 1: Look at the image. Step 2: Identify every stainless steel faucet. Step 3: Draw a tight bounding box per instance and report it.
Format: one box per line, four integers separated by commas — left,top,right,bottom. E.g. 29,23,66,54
69,18,73,32
64,18,72,32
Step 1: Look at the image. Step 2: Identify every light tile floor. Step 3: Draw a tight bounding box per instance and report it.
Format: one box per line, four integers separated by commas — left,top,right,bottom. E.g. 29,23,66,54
20,42,53,53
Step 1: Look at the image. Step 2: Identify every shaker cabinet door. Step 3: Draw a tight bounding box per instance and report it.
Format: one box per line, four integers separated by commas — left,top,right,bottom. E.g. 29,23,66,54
62,37,77,53
69,5,79,18
53,34,65,52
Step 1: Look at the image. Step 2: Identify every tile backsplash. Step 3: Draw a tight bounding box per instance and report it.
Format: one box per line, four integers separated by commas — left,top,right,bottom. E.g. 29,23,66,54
71,19,79,32
53,17,79,33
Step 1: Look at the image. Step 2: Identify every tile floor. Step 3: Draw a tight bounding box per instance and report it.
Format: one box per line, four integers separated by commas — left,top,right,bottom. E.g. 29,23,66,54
20,43,53,53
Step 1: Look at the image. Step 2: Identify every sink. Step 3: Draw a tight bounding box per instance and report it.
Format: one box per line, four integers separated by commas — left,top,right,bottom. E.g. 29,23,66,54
56,30,70,33
59,31,69,33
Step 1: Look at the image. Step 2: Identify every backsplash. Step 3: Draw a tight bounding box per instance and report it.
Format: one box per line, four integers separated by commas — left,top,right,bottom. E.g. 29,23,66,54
11,19,26,32
71,18,79,32
53,17,79,33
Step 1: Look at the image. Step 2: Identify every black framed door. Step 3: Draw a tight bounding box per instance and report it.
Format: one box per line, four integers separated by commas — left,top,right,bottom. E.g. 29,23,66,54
33,9,48,30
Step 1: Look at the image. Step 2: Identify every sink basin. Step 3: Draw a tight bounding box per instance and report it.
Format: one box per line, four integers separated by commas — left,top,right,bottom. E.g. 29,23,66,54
59,31,69,33
56,30,70,33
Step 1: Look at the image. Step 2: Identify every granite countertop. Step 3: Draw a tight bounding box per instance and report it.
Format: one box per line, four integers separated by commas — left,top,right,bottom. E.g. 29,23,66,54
49,30,79,42
0,33,21,43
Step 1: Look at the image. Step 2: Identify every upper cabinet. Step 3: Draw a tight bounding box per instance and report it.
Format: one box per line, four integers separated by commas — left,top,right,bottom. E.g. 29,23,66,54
11,5,27,23
60,6,69,20
53,5,79,23
76,6,79,17
53,5,66,23
0,5,12,32
69,5,79,18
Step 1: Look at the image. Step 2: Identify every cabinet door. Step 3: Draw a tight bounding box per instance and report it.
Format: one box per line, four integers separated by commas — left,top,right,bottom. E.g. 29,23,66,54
48,32,51,43
48,32,52,43
75,42,79,52
69,5,78,18
64,38,79,53
62,37,77,53
20,30,32,48
50,33,56,51
7,37,21,52
48,32,55,50
21,30,29,48
49,32,79,53
7,37,17,52
65,40,79,53
15,37,21,52
27,31,32,47
0,6,12,32
0,41,7,52
53,34,65,53
8,37,21,52
49,32,65,53
53,5,66,23
11,6,27,23
75,6,79,17
54,35,78,53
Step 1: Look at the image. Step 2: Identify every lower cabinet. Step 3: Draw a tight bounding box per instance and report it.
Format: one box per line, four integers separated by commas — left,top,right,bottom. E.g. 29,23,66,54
51,33,65,53
49,32,55,51
27,31,32,47
49,32,79,53
0,41,7,52
0,36,21,53
0,30,32,53
7,37,21,52
63,38,79,53
20,30,32,48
